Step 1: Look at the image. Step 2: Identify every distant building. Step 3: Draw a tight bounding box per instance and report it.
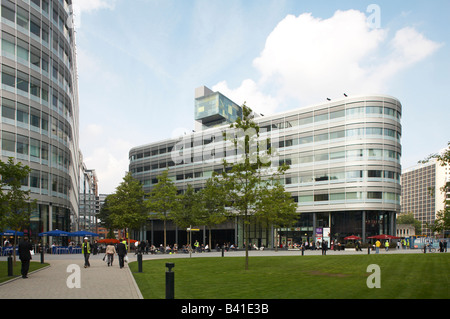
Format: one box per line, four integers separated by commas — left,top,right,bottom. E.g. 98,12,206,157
401,157,449,236
396,224,415,238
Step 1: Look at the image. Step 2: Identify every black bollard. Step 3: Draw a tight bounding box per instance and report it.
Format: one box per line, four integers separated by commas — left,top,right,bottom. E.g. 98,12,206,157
137,253,143,272
301,246,304,256
423,245,426,253
41,246,45,264
166,263,175,299
7,253,13,276
368,245,371,255
221,246,224,257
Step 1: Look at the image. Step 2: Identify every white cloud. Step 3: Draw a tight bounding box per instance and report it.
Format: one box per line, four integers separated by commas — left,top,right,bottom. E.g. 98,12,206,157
212,79,278,115
214,9,442,114
81,134,133,195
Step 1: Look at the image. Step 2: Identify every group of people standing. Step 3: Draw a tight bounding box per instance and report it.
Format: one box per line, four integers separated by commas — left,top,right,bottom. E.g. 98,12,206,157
81,237,128,269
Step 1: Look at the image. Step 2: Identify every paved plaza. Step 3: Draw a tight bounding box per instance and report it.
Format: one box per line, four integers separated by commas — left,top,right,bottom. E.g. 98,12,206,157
0,247,442,299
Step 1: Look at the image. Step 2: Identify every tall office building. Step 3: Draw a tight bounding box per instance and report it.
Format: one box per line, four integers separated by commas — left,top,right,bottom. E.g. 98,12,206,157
401,157,449,236
0,0,80,240
130,86,402,247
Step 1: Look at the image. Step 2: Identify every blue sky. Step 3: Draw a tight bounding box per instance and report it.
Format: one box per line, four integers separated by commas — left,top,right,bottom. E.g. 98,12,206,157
74,0,450,194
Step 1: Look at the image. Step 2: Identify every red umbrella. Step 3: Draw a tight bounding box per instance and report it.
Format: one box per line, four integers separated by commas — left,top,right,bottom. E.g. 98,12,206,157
367,234,401,240
98,238,119,244
344,235,361,240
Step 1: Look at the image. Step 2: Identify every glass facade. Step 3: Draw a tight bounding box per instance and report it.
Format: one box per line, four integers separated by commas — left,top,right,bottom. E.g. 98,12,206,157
130,89,402,248
0,0,80,243
195,91,242,128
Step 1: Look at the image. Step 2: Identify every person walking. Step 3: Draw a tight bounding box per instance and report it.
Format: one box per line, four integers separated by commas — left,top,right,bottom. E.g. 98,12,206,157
81,237,91,268
18,236,33,278
385,240,389,252
321,240,328,255
105,243,116,266
117,238,127,269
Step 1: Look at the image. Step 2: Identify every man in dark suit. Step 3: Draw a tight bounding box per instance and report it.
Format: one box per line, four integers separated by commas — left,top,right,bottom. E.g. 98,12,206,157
18,236,33,278
117,239,127,269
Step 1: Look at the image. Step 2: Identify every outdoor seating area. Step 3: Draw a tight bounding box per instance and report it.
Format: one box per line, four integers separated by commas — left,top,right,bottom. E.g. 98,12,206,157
1,229,101,255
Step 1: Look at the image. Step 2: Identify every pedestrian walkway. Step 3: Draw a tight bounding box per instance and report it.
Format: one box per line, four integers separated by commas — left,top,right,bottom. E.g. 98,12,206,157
0,247,441,299
0,253,143,299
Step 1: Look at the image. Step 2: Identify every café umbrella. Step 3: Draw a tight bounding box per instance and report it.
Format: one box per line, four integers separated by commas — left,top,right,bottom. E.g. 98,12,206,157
344,235,361,240
0,230,24,237
71,230,99,237
38,229,71,237
367,234,401,240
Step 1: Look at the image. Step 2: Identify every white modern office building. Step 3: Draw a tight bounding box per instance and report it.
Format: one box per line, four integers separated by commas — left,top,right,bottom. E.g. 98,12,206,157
0,0,81,241
130,86,402,248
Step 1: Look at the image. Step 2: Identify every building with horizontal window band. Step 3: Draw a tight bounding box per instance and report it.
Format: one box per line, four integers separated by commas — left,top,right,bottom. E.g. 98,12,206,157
401,158,449,237
0,0,83,242
129,86,402,248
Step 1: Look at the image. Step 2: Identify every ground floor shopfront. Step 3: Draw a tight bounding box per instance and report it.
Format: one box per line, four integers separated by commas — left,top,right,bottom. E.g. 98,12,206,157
137,210,396,249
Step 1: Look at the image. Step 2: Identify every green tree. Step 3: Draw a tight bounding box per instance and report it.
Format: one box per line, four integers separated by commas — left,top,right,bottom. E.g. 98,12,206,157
147,169,180,248
170,185,202,247
220,103,289,270
0,157,36,262
397,212,422,235
198,176,228,249
97,196,114,232
255,181,298,250
107,172,147,250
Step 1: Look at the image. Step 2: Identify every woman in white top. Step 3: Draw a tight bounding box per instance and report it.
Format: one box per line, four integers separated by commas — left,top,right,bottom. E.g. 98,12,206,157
105,244,116,267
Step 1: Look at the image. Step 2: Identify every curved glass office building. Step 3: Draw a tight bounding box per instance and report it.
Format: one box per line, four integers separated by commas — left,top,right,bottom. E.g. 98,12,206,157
130,87,402,248
1,0,80,240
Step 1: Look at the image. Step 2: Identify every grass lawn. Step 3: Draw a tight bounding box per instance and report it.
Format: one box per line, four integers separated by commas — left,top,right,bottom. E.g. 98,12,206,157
0,260,49,283
130,254,449,299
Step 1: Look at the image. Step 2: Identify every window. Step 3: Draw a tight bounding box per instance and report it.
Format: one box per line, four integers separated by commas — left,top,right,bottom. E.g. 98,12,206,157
368,170,382,178
1,5,15,23
299,135,313,145
30,77,40,98
30,108,40,128
2,131,15,152
366,127,383,135
17,103,29,124
314,132,328,142
17,40,29,62
16,71,29,92
346,192,362,200
2,98,15,120
41,113,49,131
314,194,329,202
30,170,40,188
366,106,382,114
30,138,40,158
367,192,382,199
314,113,328,123
368,149,382,157
2,65,15,87
330,109,345,119
1,33,15,56
329,130,344,140
346,170,363,179
30,19,40,37
16,7,29,29
330,193,345,201
41,142,49,160
16,135,29,155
